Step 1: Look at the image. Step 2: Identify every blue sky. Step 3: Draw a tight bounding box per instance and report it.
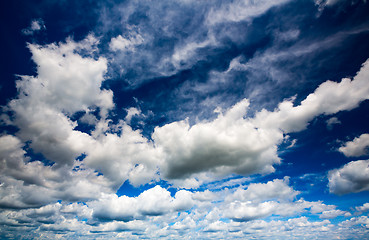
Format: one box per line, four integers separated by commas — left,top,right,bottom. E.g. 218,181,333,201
1,0,369,239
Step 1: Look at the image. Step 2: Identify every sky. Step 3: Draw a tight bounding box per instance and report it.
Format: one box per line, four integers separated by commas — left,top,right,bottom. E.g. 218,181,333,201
1,0,369,239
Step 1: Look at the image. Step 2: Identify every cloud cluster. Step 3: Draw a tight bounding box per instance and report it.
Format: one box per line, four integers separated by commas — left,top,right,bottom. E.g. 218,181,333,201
0,176,358,239
1,0,369,238
0,135,112,209
5,33,369,192
152,57,369,182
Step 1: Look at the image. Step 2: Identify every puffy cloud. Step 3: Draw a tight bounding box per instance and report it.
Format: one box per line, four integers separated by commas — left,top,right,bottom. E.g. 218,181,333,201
0,135,113,208
356,203,369,212
90,186,194,221
224,201,276,222
252,58,369,132
8,35,112,166
339,133,369,157
153,99,283,180
338,216,369,232
219,178,342,222
328,160,369,195
152,58,369,183
19,36,112,115
84,123,162,188
22,19,46,35
225,177,299,203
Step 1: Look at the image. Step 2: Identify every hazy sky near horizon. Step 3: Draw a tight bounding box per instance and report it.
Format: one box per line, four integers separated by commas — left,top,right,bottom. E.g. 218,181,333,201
1,0,369,239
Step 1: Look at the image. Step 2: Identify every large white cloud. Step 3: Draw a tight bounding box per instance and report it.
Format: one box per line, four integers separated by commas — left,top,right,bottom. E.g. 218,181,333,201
252,58,369,132
153,99,283,180
220,178,339,222
339,133,369,157
152,58,369,182
328,159,369,195
8,35,112,166
90,185,194,221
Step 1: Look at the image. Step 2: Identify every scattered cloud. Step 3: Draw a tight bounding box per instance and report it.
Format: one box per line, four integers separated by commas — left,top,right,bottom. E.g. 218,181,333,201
328,159,369,195
339,133,369,157
22,19,46,35
355,202,369,212
326,117,341,130
2,0,369,238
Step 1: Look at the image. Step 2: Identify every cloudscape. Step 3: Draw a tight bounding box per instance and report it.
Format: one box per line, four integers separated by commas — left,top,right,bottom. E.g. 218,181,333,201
1,0,369,239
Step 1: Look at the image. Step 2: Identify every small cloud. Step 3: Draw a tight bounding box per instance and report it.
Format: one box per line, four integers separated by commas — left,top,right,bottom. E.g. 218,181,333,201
109,32,144,52
326,117,341,130
339,133,369,157
328,159,369,195
355,203,369,213
22,19,46,35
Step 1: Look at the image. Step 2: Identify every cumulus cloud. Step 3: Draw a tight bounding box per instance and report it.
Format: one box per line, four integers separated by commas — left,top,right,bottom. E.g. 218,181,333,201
153,99,283,180
328,159,369,195
319,209,351,219
339,133,369,157
84,123,161,188
90,186,193,221
225,177,299,203
355,203,369,212
0,135,113,208
151,57,369,182
9,35,112,166
219,178,342,222
252,58,369,132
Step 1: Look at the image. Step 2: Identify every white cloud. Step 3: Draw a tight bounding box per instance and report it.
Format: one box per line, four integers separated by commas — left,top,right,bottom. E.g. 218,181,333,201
20,36,112,115
206,0,291,25
90,186,194,221
109,32,144,52
224,201,276,222
84,123,162,188
225,177,299,203
326,117,341,130
125,107,142,123
22,19,46,35
339,133,369,157
355,203,369,212
319,209,351,219
328,159,369,195
8,36,112,166
152,99,283,180
0,135,113,208
150,57,369,183
252,58,369,132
